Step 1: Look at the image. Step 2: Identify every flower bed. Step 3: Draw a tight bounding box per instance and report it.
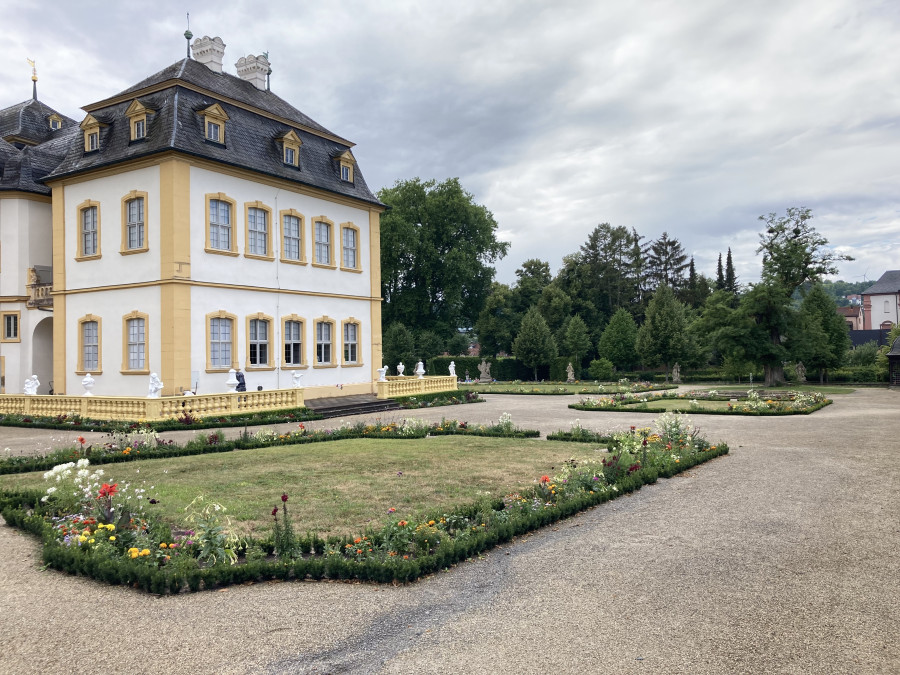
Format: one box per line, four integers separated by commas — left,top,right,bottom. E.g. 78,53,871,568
0,413,727,592
393,390,484,408
428,413,540,438
570,389,832,415
459,379,678,396
546,419,613,444
0,407,322,433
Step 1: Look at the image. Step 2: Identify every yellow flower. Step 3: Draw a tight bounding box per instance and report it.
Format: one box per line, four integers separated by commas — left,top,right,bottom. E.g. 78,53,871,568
107,524,115,531
79,535,87,543
89,539,95,544
141,549,150,556
109,536,116,541
160,543,168,549
131,551,139,559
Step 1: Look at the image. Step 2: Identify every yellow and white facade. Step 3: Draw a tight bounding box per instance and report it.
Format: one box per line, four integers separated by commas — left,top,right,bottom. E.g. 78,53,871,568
1,37,384,397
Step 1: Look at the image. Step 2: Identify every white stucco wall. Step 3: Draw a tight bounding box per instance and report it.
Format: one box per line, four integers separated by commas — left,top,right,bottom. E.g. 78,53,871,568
189,285,372,395
63,286,162,396
189,166,373,297
63,166,161,290
868,293,900,328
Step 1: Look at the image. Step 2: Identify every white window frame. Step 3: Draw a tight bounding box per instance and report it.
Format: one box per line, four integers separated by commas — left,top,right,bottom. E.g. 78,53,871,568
82,320,99,372
284,319,303,366
2,314,18,340
209,199,232,251
283,214,301,261
316,321,333,364
315,221,331,265
82,206,98,257
126,197,144,250
209,317,233,368
127,317,146,370
249,318,269,367
247,207,268,256
342,226,358,269
207,120,221,142
343,323,358,364
133,119,145,139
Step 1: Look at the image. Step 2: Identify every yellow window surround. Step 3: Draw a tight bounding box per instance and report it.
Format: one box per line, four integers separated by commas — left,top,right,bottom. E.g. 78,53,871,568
205,310,238,372
121,310,150,374
76,314,103,375
281,314,307,369
280,130,302,167
199,103,229,144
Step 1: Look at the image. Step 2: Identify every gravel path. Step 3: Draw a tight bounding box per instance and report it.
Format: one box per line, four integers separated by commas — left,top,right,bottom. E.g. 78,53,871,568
1,388,898,674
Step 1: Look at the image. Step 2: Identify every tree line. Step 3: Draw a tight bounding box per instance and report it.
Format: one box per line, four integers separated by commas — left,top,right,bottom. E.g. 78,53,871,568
378,178,857,385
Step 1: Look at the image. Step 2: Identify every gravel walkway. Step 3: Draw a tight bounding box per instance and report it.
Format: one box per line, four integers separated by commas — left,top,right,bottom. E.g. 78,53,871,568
1,388,898,674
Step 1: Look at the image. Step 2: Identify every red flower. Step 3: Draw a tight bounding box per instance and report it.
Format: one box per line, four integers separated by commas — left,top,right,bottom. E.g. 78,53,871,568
540,475,551,484
98,483,118,498
281,493,288,502
76,436,86,446
271,507,278,517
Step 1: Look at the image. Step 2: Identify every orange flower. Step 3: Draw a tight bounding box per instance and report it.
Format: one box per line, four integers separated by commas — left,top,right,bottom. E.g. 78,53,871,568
540,475,550,484
398,520,408,527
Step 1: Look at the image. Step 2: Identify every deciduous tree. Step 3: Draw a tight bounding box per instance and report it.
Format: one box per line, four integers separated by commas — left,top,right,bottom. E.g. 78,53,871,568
513,307,558,381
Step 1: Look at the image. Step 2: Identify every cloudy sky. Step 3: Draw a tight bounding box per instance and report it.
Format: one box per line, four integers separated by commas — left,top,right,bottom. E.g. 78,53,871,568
3,0,898,288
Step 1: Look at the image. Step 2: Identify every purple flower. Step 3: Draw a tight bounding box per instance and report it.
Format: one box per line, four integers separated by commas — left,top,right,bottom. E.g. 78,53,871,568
397,471,403,476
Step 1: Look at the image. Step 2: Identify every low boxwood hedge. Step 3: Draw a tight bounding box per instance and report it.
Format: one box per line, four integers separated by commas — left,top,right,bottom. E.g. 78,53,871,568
0,443,728,593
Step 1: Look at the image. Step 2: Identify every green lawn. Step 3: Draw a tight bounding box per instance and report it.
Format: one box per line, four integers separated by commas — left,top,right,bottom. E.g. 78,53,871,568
0,437,586,538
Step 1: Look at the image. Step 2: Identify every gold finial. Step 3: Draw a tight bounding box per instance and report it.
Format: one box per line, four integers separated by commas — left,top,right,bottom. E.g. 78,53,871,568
27,58,37,82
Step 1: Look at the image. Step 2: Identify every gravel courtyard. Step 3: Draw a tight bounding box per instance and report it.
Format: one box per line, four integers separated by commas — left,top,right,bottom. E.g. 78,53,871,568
1,387,898,674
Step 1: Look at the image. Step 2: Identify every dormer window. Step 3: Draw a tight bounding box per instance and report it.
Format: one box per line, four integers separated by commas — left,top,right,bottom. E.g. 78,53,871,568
125,99,153,142
279,130,302,168
49,114,62,131
80,113,105,153
335,149,356,183
199,103,229,145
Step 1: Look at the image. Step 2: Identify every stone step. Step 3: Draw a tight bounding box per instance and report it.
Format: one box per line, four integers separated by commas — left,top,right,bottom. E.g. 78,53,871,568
304,394,401,419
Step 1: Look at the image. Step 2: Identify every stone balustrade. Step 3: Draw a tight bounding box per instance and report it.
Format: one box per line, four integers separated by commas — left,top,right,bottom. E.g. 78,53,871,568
0,388,305,422
375,375,458,399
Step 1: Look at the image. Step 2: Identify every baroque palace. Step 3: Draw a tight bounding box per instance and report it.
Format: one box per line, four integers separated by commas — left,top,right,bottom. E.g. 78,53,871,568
0,37,385,398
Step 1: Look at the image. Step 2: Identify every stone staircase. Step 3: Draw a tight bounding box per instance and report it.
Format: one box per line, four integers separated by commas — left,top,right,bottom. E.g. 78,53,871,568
304,393,401,419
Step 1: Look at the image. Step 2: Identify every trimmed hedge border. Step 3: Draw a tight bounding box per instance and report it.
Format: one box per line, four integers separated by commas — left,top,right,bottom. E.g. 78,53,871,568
392,391,485,408
569,399,833,415
0,444,728,593
546,431,614,443
0,407,323,433
0,422,546,476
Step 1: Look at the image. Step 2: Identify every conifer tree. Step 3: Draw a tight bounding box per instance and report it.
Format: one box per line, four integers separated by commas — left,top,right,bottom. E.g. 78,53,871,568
715,253,725,290
725,248,738,294
513,307,558,381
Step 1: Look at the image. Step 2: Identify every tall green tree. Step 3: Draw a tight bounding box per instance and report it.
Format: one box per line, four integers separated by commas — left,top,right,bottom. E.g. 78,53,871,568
636,285,688,381
646,232,689,292
513,307,558,381
597,308,639,370
724,248,738,294
754,207,852,385
563,314,592,369
715,253,725,291
512,259,552,314
797,284,851,382
474,283,517,357
537,284,573,334
382,322,416,372
378,178,509,337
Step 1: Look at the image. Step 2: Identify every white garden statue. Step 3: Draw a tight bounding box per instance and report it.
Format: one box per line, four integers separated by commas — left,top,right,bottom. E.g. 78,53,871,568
566,362,575,383
376,366,388,382
225,368,239,393
448,361,456,377
291,371,304,388
397,362,405,377
147,373,164,398
415,360,425,379
23,375,40,396
81,373,95,396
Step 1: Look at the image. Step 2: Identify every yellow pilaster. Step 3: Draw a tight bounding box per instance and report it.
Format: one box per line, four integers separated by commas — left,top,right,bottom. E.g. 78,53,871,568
51,184,67,393
158,159,192,395
368,208,383,389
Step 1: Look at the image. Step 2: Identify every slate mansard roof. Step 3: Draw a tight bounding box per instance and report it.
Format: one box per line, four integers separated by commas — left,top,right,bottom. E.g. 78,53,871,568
0,97,78,194
43,57,382,207
862,271,900,296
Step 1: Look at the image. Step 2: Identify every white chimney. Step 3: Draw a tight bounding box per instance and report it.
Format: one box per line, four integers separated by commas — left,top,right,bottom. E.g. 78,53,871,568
191,36,226,73
235,54,270,91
